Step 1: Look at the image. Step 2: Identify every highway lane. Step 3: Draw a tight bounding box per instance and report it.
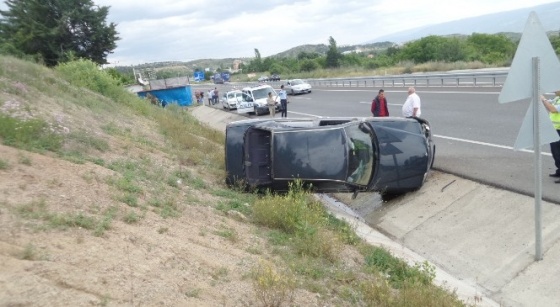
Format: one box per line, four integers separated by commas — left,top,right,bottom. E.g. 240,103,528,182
197,83,559,204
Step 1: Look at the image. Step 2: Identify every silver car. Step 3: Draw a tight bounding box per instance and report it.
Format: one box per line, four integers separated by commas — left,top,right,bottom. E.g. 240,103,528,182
285,79,312,95
220,90,243,110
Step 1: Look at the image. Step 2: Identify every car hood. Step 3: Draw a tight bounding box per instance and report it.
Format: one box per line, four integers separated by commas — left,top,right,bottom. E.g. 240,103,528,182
271,129,348,181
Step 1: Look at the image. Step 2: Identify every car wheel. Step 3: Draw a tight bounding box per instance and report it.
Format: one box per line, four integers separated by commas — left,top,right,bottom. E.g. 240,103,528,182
291,89,295,95
254,106,260,116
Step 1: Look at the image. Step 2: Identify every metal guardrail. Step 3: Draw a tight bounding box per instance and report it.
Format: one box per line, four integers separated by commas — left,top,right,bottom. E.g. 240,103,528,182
190,70,510,89
304,70,509,88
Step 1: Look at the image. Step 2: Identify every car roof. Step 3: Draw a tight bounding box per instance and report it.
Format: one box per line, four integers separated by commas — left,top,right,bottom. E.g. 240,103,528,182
242,84,274,91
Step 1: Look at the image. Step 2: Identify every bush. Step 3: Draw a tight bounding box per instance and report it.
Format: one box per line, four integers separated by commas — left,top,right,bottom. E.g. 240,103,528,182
0,113,63,152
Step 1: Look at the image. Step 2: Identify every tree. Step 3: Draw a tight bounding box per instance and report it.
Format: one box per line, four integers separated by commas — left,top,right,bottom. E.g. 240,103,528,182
466,33,515,64
248,48,263,72
0,0,119,67
325,36,341,68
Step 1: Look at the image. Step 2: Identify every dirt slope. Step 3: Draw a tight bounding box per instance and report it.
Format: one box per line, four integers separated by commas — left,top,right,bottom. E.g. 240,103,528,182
0,58,324,306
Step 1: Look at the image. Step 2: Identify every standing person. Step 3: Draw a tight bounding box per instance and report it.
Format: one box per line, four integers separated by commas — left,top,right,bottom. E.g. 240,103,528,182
371,89,389,117
195,91,201,105
402,87,421,118
541,91,560,182
212,87,219,105
266,92,276,117
199,91,204,105
208,89,213,106
278,85,288,117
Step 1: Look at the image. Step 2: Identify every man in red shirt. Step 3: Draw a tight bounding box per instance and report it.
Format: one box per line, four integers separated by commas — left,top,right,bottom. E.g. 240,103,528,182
371,89,389,117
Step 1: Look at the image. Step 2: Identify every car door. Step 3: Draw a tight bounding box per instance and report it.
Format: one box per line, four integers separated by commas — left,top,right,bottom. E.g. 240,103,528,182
236,92,254,114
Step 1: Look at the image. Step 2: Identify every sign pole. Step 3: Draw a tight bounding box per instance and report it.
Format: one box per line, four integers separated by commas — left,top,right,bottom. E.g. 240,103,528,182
532,57,543,261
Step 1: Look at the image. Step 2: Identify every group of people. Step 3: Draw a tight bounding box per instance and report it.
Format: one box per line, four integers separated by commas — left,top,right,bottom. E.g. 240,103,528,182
208,88,219,105
370,87,421,118
194,88,220,106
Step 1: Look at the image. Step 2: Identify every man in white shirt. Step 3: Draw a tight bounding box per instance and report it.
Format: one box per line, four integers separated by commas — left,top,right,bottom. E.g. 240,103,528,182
208,89,214,106
402,87,421,117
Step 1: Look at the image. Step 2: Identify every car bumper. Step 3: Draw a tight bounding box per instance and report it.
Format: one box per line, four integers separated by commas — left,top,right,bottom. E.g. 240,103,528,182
293,88,311,94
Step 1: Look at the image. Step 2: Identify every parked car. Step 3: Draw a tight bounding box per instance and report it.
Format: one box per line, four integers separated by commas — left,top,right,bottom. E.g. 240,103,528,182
213,73,224,84
220,90,243,110
270,74,280,81
225,117,435,198
257,76,269,82
284,79,311,95
237,85,280,116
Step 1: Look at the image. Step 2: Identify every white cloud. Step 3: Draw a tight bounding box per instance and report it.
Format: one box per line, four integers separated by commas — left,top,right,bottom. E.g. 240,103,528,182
1,0,559,65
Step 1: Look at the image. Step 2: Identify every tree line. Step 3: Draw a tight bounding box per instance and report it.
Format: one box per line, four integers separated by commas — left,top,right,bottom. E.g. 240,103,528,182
243,33,560,76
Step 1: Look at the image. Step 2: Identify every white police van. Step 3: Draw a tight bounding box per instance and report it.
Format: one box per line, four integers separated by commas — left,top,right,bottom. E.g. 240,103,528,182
237,85,280,116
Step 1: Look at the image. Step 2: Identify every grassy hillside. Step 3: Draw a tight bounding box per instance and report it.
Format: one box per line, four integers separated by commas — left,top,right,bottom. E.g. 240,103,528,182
0,55,470,306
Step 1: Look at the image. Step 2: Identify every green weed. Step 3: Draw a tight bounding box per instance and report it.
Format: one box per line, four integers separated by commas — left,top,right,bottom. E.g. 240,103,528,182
363,246,435,288
0,158,10,170
20,243,37,260
252,260,295,307
18,154,32,165
214,225,239,243
123,211,140,224
0,113,63,152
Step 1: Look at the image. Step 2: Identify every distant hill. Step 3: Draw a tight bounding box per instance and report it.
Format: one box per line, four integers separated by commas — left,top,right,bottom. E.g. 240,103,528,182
135,3,560,71
368,2,560,44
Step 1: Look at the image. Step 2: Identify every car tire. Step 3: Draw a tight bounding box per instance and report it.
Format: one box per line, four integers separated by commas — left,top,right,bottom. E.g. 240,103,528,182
254,106,260,116
291,89,295,95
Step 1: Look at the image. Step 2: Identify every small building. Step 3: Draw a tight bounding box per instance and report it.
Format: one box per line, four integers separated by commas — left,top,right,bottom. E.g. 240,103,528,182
135,76,193,106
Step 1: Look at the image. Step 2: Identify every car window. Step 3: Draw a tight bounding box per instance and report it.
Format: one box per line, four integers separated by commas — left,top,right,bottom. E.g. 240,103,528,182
242,93,253,102
292,79,303,85
344,124,374,186
252,87,275,99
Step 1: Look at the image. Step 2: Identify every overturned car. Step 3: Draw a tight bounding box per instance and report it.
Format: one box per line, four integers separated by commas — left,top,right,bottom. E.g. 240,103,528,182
225,117,435,197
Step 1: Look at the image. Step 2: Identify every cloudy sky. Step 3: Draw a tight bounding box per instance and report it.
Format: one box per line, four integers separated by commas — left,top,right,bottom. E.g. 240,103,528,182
3,0,559,65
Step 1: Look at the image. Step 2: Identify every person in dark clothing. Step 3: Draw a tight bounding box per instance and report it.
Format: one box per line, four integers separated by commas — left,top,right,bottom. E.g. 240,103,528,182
278,85,288,117
371,89,389,117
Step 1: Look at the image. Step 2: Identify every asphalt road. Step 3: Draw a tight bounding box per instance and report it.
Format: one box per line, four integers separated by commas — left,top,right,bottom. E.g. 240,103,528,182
195,83,560,204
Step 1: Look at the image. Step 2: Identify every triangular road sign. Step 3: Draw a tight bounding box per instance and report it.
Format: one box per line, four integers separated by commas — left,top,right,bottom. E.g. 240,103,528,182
499,12,560,104
513,100,559,150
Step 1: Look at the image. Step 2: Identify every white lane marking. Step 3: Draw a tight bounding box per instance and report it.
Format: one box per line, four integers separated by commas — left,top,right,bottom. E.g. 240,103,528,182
317,89,500,94
286,111,322,117
434,134,552,156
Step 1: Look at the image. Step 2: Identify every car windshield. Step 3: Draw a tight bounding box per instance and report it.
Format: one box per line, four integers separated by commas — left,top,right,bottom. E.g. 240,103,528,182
252,87,275,99
344,123,374,186
291,79,304,85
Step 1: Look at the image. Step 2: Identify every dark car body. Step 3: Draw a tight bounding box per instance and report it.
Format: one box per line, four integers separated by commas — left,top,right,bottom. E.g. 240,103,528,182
225,117,435,195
